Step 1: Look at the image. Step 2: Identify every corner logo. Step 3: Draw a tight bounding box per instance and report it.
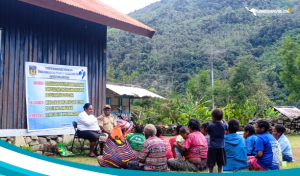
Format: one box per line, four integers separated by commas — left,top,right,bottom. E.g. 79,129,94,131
245,7,257,16
245,7,290,16
29,66,36,77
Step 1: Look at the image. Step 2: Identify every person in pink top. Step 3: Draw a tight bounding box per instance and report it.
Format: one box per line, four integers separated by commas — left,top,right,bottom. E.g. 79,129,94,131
155,126,174,160
168,119,208,172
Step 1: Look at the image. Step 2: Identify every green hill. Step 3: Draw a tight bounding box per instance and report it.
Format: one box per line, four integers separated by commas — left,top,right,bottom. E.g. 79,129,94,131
107,0,300,105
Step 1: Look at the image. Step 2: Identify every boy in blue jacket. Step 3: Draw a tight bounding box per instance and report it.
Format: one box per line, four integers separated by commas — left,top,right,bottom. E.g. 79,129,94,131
224,119,249,172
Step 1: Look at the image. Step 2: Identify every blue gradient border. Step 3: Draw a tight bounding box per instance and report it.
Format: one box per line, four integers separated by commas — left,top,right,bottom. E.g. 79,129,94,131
0,139,299,175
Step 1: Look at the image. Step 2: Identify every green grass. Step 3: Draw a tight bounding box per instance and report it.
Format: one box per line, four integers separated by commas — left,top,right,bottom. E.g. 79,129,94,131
51,154,99,166
282,135,300,169
50,135,300,171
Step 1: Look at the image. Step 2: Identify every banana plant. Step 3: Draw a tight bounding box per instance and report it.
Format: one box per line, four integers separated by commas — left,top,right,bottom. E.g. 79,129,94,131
230,99,256,124
180,92,212,122
262,107,280,118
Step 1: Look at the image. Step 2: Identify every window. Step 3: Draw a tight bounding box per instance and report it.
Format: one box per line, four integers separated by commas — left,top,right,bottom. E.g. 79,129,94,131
106,97,111,105
122,98,130,113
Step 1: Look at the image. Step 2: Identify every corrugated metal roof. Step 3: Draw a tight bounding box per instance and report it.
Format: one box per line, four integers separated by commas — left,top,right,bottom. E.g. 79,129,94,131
273,106,300,118
19,0,156,38
107,84,165,99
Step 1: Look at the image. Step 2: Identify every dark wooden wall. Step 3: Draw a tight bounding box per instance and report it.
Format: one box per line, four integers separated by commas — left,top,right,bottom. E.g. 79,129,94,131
0,0,107,129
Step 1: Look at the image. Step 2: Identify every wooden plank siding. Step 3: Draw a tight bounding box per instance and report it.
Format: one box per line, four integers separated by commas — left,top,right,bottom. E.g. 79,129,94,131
0,0,107,129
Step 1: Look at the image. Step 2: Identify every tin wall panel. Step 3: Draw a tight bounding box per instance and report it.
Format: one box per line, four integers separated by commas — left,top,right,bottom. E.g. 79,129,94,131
0,0,107,129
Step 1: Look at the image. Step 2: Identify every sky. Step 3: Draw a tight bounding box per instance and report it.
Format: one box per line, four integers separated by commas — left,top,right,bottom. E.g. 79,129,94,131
99,0,161,14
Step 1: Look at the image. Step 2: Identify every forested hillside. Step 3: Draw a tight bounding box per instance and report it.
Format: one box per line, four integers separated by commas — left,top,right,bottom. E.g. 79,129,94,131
107,0,300,108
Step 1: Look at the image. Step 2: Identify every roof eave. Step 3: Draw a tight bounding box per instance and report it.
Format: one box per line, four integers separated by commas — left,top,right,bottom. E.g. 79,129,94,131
19,0,156,38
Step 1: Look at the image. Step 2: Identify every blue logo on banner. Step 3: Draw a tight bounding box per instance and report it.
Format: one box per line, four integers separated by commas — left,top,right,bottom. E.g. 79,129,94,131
79,69,86,79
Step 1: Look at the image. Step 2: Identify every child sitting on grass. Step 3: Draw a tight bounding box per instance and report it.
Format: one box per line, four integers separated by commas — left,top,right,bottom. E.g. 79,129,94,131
174,126,190,161
243,125,258,156
223,119,249,172
248,120,280,170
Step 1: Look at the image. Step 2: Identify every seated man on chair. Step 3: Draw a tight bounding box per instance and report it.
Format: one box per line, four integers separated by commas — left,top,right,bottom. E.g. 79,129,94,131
98,105,117,133
77,103,106,157
98,105,117,153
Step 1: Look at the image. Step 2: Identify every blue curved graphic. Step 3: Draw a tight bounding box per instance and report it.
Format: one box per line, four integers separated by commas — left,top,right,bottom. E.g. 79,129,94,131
0,160,46,176
0,139,299,175
79,70,86,79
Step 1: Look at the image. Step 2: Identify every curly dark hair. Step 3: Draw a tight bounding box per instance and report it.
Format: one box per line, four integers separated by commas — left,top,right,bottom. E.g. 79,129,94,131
274,124,286,134
244,125,255,136
212,108,223,121
256,119,270,133
179,126,189,134
155,125,163,137
228,119,239,133
83,103,92,110
201,122,210,130
176,125,183,135
187,118,201,132
134,124,144,134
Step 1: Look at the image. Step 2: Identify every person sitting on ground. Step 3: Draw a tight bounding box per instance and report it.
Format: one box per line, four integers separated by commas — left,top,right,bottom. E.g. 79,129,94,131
98,127,136,169
168,119,208,172
243,125,258,156
206,108,228,173
127,124,168,171
169,125,183,159
126,124,146,158
77,103,106,157
223,119,249,172
200,122,210,147
155,125,174,160
272,124,293,162
248,120,280,171
174,126,190,162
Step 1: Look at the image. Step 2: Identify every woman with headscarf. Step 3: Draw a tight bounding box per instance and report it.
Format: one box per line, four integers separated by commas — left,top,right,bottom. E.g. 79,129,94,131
98,126,136,168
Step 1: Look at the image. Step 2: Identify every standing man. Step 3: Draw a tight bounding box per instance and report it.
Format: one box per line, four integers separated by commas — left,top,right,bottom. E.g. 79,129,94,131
99,105,117,134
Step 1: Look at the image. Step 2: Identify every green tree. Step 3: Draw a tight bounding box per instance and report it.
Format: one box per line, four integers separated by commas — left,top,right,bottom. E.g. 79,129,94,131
230,54,259,106
212,80,231,108
186,70,211,99
119,70,139,84
279,35,300,102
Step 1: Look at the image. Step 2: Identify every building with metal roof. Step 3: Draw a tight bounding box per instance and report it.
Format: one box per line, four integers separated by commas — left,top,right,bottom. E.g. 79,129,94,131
273,106,300,118
19,0,156,38
0,0,155,136
106,83,165,119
